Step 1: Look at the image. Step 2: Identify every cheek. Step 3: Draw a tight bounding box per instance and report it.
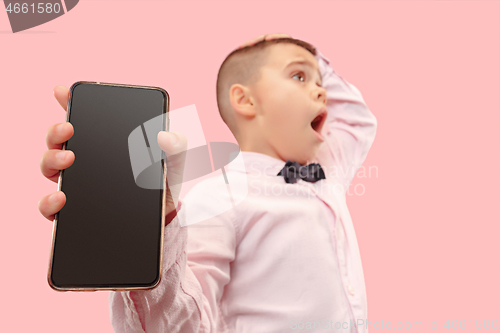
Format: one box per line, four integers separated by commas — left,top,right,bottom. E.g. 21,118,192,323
268,89,304,120
258,81,309,135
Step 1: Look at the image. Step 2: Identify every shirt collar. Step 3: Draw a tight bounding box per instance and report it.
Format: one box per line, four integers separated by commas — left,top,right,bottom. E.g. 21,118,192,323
226,151,286,177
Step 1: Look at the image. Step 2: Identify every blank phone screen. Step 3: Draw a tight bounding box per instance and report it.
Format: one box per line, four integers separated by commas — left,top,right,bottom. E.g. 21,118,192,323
49,82,168,290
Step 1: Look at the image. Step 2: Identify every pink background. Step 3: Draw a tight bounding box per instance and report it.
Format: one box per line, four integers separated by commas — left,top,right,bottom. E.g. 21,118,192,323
1,0,499,332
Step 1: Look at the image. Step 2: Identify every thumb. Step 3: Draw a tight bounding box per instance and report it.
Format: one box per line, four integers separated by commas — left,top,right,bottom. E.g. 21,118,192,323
157,131,187,201
157,131,187,156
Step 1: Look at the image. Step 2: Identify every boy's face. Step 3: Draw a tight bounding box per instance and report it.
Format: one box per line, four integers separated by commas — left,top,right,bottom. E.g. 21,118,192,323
249,43,328,165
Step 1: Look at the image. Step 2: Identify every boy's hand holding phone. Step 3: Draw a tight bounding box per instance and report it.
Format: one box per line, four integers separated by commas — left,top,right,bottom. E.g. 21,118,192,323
38,85,187,222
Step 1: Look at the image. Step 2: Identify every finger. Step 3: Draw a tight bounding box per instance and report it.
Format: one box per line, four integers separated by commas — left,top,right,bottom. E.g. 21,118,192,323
38,191,66,221
46,122,74,150
265,33,291,41
240,35,265,48
40,149,75,183
54,85,69,111
237,34,267,49
237,33,291,49
158,131,187,182
158,131,188,210
158,131,187,156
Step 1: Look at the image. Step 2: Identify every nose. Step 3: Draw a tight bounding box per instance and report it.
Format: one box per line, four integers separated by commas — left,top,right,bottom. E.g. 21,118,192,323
312,85,327,105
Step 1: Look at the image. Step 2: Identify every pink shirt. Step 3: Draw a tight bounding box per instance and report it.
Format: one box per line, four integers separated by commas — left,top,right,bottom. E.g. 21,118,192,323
109,49,377,333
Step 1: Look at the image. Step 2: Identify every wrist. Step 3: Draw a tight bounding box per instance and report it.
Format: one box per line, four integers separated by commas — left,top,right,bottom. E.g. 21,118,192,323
165,201,182,225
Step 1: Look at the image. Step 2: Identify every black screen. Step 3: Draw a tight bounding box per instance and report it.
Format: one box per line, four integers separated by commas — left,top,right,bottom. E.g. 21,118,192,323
49,82,168,289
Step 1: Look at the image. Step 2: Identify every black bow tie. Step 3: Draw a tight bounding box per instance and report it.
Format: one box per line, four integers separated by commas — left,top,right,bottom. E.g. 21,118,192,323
277,160,326,184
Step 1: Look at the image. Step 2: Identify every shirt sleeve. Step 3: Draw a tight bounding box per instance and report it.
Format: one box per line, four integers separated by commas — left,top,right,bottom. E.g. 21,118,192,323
314,48,378,189
108,187,236,333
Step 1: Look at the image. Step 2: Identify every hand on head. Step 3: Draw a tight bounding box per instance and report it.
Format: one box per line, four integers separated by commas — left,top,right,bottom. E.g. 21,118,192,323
237,33,292,49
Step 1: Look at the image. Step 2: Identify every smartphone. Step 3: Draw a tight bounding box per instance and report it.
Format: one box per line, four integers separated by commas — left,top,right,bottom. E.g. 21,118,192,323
47,81,169,292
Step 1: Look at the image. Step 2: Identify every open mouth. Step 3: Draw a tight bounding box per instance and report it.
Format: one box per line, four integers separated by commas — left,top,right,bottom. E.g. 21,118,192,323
310,109,327,133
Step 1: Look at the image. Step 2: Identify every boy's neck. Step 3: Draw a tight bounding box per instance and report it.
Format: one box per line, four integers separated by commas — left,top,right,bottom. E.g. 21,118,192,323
239,143,286,164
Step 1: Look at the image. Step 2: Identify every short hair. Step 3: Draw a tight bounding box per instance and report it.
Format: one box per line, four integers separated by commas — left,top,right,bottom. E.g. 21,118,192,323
216,37,317,140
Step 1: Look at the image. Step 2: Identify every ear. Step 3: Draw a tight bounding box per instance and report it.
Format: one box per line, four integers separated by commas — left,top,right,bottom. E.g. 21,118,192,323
229,83,257,118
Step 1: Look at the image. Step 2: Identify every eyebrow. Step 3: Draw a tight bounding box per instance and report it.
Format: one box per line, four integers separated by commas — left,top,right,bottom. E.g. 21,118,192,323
284,59,323,86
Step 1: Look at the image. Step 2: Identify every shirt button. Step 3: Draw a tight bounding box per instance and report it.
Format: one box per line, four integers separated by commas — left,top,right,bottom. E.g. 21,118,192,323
348,285,355,295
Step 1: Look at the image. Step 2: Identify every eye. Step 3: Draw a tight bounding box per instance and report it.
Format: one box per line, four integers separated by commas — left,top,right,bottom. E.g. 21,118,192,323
292,71,305,82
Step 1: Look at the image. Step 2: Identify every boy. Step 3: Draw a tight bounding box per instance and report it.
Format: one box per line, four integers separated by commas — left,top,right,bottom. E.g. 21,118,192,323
39,33,377,332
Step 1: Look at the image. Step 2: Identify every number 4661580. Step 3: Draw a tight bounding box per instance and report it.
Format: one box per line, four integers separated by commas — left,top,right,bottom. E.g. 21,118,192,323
444,319,498,329
5,2,62,14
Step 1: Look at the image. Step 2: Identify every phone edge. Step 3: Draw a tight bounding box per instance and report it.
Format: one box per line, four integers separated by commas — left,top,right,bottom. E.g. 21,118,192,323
46,81,170,292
